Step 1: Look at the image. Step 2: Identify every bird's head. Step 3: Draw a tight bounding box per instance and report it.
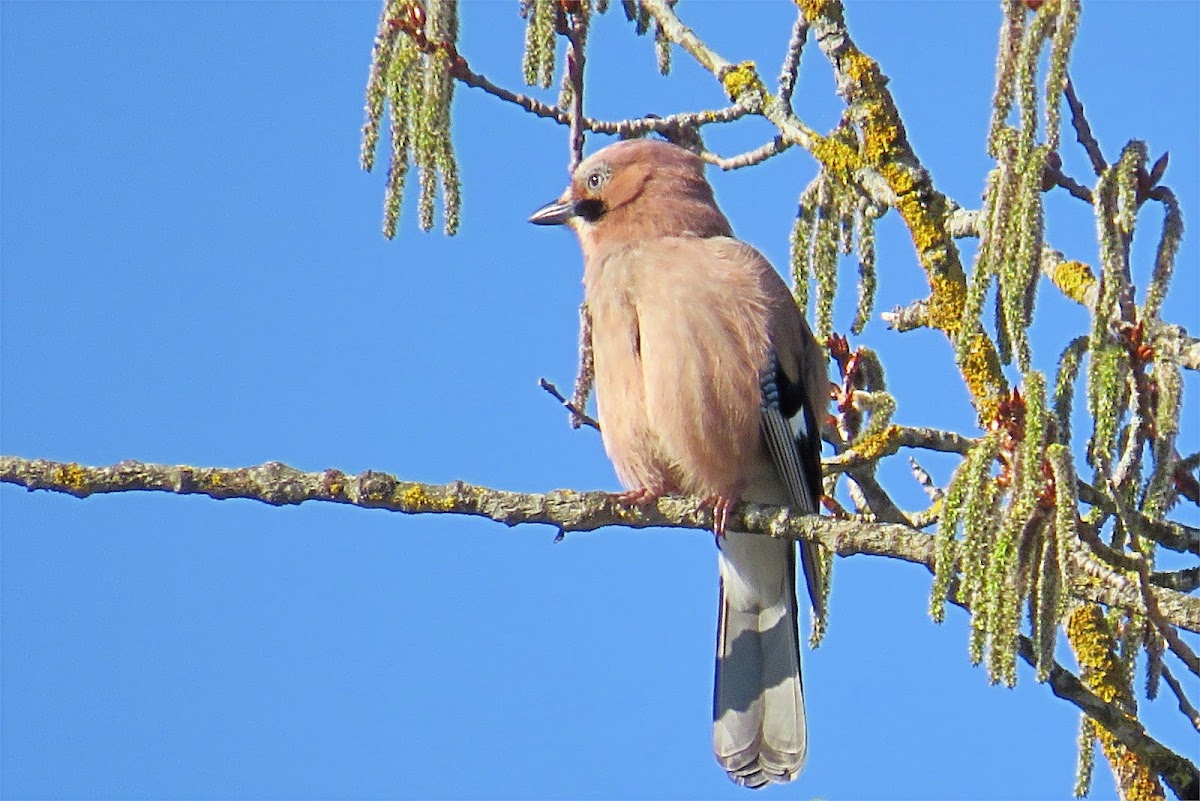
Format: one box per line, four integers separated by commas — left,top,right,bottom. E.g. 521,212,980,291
529,138,732,257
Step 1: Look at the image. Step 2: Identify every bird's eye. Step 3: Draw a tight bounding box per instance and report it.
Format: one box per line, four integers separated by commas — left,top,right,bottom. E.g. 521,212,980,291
587,172,603,190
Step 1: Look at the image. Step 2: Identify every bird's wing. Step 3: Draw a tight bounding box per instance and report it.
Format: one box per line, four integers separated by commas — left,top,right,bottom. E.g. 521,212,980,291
757,259,829,623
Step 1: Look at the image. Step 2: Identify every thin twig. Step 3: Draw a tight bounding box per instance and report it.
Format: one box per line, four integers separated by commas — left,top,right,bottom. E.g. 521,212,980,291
824,424,978,475
1161,662,1200,732
845,468,909,526
700,136,791,170
1109,478,1200,677
1078,480,1200,556
565,8,589,172
881,298,930,332
1150,567,1200,593
1043,161,1094,202
571,302,596,430
1064,74,1106,175
909,456,944,502
452,56,750,138
778,9,809,110
538,378,600,431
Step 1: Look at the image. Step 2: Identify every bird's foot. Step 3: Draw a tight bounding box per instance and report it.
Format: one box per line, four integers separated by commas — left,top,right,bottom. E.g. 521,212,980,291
701,494,736,538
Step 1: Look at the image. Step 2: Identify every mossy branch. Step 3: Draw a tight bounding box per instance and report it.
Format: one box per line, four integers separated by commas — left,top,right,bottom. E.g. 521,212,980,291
3,455,1197,633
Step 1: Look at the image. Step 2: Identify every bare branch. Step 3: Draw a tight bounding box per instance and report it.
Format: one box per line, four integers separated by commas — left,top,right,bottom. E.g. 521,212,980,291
1013,636,1198,801
538,377,601,431
1043,152,1094,202
564,8,588,172
700,136,791,171
453,55,751,139
823,424,978,474
881,298,930,332
1151,568,1200,594
4,456,1197,634
571,302,596,430
1161,663,1200,732
1064,74,1106,175
777,9,809,110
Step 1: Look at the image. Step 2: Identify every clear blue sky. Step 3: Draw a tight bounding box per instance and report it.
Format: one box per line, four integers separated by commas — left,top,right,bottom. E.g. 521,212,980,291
2,2,1197,799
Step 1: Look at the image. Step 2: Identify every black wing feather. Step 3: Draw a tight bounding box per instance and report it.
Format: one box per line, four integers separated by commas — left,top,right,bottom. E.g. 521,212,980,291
759,352,822,515
760,351,825,620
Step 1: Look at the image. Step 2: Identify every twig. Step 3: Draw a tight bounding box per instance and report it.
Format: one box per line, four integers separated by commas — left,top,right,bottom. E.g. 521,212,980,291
538,378,600,431
777,9,809,110
909,456,944,503
1064,74,1106,175
1108,478,1200,677
845,468,908,525
1161,662,1200,732
700,136,791,171
823,424,978,474
1078,480,1199,556
907,504,941,530
452,56,750,138
1150,567,1200,593
565,8,589,172
881,298,930,332
571,303,596,430
1043,160,1094,203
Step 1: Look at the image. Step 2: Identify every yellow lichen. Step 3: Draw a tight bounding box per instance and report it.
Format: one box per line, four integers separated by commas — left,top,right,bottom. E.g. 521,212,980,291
961,332,1006,421
56,462,87,492
841,51,878,85
879,162,918,196
927,272,966,334
721,61,767,103
794,0,835,21
893,192,948,255
1067,605,1164,801
810,135,863,177
859,101,901,165
1052,259,1097,305
397,484,455,511
1067,605,1126,703
851,424,902,461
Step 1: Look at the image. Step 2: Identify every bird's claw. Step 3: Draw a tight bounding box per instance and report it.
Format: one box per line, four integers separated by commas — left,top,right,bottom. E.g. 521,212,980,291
701,494,735,538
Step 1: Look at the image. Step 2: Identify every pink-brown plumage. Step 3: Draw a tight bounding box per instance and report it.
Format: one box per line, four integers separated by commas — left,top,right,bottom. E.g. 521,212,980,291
531,138,828,788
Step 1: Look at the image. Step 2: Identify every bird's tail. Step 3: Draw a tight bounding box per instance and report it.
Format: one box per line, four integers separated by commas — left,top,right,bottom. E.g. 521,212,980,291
712,531,806,788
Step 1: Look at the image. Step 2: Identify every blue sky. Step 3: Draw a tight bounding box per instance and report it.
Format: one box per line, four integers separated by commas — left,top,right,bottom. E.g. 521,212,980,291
2,2,1197,799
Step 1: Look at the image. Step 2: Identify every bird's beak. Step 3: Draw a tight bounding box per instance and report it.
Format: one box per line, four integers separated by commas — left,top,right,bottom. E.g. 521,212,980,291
528,197,576,226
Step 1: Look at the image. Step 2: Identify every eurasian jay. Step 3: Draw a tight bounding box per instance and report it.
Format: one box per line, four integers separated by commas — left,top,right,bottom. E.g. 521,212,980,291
530,138,828,788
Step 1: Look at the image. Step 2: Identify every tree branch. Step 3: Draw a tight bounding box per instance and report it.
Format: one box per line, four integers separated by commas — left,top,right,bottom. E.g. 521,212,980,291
4,456,1197,634
451,52,751,138
1016,636,1198,801
776,8,809,111
1065,74,1107,176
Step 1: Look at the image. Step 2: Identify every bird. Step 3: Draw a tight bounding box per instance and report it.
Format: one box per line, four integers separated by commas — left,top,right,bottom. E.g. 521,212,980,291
529,138,829,788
